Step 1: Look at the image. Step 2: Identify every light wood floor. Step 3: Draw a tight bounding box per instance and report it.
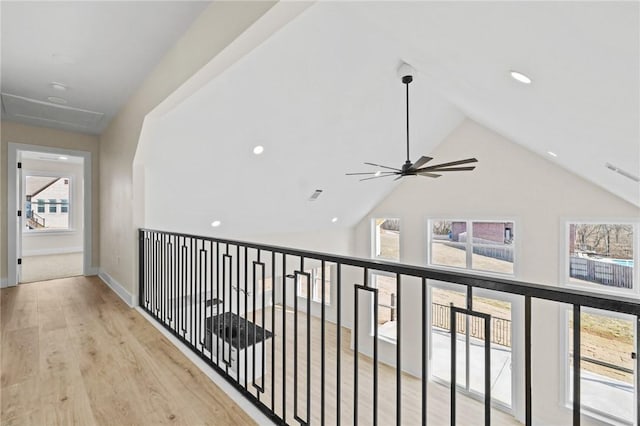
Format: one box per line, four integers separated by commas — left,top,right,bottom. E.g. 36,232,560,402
225,306,522,426
0,276,255,426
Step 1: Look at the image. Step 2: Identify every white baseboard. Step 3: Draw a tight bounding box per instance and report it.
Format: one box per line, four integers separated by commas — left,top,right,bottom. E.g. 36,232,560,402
85,266,99,276
98,269,134,307
0,278,7,289
22,246,83,257
136,307,272,425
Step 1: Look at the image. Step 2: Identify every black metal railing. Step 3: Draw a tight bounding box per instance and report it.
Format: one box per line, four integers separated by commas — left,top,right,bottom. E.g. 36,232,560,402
432,302,512,347
139,228,640,426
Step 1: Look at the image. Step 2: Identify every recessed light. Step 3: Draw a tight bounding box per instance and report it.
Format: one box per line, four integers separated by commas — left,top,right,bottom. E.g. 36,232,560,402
58,156,68,160
547,151,557,157
211,220,221,227
47,96,67,104
253,145,264,155
50,82,67,91
510,70,532,84
331,217,338,223
374,171,382,177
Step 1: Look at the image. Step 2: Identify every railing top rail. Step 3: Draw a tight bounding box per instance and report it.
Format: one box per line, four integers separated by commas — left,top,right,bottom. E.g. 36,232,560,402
139,228,640,315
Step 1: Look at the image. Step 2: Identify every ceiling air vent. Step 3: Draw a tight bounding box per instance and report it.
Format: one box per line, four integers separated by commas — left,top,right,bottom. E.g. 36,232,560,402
308,189,323,201
1,92,104,132
605,163,640,183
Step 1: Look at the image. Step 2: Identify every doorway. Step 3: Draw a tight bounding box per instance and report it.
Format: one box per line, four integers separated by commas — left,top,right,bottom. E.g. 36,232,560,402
429,282,517,413
7,143,92,286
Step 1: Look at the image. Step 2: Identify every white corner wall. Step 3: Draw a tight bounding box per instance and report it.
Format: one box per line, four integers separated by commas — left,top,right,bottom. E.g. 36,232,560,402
351,118,640,425
99,1,278,298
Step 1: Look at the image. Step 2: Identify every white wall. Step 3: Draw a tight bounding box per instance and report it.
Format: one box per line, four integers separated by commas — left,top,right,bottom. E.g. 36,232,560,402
21,158,84,256
351,118,640,425
99,1,277,298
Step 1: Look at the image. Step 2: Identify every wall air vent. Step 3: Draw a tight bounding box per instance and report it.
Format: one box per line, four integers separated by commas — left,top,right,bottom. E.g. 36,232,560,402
308,189,323,201
605,163,640,183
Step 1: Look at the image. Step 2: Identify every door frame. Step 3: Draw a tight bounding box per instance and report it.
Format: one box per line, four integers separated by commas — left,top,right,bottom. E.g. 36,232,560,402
7,142,92,286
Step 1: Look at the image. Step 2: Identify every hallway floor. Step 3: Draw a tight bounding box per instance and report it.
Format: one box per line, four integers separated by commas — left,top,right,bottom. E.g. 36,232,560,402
20,253,83,283
0,276,255,425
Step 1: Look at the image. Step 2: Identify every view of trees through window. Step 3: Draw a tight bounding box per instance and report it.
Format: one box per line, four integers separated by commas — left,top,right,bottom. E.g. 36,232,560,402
568,223,635,291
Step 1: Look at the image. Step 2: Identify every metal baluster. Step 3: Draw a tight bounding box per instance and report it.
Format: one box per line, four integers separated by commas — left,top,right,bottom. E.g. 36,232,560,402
396,273,401,426
421,277,427,426
525,296,532,426
336,263,342,426
321,260,326,426
573,305,581,426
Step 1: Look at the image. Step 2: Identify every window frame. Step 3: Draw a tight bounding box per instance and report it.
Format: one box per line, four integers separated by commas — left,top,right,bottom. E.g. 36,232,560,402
369,271,398,343
561,305,637,425
296,266,331,306
427,218,517,278
371,217,401,262
562,220,639,298
23,171,74,234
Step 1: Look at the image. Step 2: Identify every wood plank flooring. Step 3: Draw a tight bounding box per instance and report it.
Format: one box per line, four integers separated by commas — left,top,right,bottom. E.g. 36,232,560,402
229,306,521,426
1,276,255,426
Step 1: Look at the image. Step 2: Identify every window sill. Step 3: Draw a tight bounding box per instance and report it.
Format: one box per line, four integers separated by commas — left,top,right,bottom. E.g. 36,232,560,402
23,229,77,236
427,263,515,280
563,281,639,299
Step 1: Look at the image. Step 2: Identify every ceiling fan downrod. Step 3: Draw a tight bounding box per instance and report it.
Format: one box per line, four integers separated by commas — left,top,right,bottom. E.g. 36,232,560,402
403,74,413,170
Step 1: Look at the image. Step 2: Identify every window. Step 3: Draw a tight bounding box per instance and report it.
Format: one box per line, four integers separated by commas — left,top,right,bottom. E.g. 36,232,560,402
297,266,331,305
371,273,397,342
430,284,514,408
373,218,400,261
429,220,515,275
25,175,71,230
566,308,636,424
566,222,636,294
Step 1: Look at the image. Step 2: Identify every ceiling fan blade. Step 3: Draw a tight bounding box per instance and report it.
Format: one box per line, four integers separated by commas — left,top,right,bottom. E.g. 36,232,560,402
346,171,395,176
417,166,476,172
410,156,433,170
417,172,442,178
364,162,402,172
360,173,398,181
420,158,478,169
393,175,404,181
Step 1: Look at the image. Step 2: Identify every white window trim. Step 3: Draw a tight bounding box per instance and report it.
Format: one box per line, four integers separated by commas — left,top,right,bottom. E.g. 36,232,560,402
427,218,518,278
427,280,521,416
560,306,637,426
371,217,401,262
296,266,331,306
22,169,76,234
561,220,639,298
369,270,398,343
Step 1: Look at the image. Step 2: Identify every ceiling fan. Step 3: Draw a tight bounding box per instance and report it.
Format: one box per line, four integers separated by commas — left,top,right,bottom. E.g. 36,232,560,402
346,68,477,181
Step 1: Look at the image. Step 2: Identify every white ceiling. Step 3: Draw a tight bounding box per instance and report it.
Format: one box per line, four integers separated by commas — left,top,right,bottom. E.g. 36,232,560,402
1,1,210,134
142,1,639,239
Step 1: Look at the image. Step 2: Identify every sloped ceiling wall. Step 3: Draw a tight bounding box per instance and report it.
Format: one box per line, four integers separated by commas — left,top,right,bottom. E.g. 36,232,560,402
139,1,638,241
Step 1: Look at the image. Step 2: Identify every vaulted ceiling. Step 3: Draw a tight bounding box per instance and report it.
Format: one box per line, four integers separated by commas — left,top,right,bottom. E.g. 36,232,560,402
141,1,639,238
